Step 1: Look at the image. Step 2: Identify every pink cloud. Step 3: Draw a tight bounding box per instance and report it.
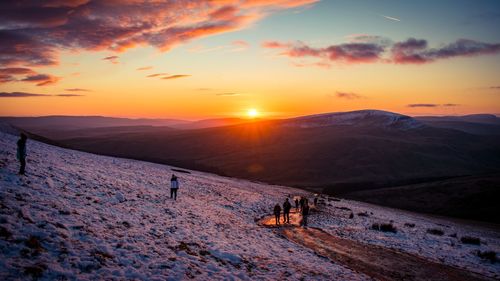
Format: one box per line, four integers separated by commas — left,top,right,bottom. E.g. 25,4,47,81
0,1,317,69
21,74,60,86
264,37,500,66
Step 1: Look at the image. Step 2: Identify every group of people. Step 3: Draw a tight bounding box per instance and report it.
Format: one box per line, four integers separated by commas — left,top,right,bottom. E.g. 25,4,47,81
273,196,310,227
14,133,182,199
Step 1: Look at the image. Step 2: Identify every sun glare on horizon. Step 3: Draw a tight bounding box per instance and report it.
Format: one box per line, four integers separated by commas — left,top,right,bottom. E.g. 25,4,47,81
247,108,259,118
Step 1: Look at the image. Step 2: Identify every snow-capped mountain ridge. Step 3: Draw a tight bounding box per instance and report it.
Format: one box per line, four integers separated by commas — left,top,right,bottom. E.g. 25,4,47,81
285,110,425,130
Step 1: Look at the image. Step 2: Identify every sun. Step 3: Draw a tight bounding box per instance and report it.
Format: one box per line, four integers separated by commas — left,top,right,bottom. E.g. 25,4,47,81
247,108,259,118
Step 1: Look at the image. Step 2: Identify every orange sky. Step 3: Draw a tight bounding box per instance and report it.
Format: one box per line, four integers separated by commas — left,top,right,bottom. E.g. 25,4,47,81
1,0,500,119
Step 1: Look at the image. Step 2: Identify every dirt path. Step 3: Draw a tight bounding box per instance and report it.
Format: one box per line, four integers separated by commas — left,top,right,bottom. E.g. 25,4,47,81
259,210,493,281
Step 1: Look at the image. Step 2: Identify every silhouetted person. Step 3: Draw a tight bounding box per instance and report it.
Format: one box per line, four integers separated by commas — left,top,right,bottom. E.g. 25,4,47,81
299,197,305,212
295,198,299,211
283,198,292,223
301,202,310,227
17,133,27,175
314,197,318,206
170,174,179,200
273,203,281,225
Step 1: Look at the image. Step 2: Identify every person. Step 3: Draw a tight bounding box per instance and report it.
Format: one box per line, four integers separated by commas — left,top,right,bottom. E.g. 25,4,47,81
283,198,292,223
273,203,281,225
299,197,305,212
301,202,310,227
314,197,318,206
294,198,299,211
16,133,27,175
170,174,179,200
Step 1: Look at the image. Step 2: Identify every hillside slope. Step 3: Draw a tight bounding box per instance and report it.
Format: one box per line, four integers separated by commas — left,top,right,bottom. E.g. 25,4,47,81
1,132,499,280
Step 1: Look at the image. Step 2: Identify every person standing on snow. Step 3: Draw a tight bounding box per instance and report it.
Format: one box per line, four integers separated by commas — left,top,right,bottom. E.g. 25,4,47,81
170,174,179,200
283,198,292,224
295,198,299,211
301,202,310,227
16,133,27,175
273,203,282,225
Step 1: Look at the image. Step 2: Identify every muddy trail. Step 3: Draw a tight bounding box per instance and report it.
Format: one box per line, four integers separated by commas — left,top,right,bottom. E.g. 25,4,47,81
258,209,493,281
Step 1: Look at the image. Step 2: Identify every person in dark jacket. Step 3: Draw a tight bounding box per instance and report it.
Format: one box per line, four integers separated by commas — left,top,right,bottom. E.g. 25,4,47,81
294,198,299,211
283,198,292,223
273,203,281,225
299,197,305,212
301,202,310,227
170,174,179,200
16,133,27,175
314,197,318,206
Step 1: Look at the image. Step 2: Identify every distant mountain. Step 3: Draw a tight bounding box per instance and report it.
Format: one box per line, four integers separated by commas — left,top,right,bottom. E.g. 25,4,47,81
4,110,500,222
416,114,500,135
284,110,424,130
0,116,190,130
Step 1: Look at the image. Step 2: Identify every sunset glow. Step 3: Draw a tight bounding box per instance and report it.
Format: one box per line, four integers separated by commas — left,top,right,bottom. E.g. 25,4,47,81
1,1,499,119
247,109,259,118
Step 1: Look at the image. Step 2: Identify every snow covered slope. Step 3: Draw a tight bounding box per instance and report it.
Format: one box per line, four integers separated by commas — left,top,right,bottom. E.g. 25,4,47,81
0,131,499,280
0,132,365,280
285,109,424,130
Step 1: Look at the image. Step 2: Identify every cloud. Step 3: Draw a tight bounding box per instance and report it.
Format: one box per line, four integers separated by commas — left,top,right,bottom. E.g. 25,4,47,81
381,15,401,22
0,92,51,98
102,56,119,64
137,66,153,71
65,88,91,92
335,91,363,99
490,86,500,89
216,93,240,96
20,74,60,86
264,37,500,66
407,103,460,108
231,40,250,51
392,38,500,64
147,73,168,78
262,40,385,65
0,1,317,68
55,94,84,97
161,74,191,80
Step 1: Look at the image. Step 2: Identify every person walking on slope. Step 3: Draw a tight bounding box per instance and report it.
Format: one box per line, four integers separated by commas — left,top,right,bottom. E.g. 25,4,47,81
170,174,179,200
299,197,305,212
16,133,27,175
294,198,299,211
301,202,310,227
273,203,282,225
283,198,292,224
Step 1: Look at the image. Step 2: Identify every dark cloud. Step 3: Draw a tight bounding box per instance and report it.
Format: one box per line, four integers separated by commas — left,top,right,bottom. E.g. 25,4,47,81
65,88,91,92
263,41,385,64
55,94,84,97
264,37,500,66
490,86,500,89
407,104,439,108
147,73,168,78
442,103,460,107
392,38,500,64
161,74,190,80
136,66,153,71
20,74,60,86
102,56,119,64
335,92,363,99
0,92,51,97
0,1,317,68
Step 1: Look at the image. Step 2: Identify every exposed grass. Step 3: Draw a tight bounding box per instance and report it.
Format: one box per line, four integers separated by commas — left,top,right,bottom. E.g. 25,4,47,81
357,212,369,217
461,236,481,245
371,223,397,233
476,251,497,263
426,228,444,236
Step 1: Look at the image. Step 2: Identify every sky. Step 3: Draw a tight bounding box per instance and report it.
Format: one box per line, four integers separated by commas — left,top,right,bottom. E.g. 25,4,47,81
1,0,500,120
